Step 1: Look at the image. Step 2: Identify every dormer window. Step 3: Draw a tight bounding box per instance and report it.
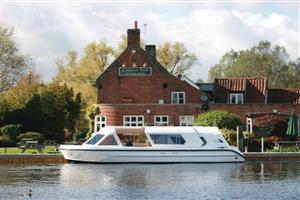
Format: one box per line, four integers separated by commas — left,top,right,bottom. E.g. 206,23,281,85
229,93,244,104
171,91,185,104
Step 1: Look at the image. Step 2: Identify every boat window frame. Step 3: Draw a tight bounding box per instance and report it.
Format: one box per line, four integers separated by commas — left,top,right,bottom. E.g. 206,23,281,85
85,134,104,145
150,134,186,145
99,134,119,146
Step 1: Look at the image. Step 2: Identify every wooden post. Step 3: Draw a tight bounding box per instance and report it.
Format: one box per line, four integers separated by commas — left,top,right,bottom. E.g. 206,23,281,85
261,137,264,152
236,126,240,149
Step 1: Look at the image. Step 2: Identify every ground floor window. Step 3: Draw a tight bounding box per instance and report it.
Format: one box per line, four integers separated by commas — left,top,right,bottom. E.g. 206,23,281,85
154,115,168,126
180,116,194,126
94,115,106,132
123,115,144,127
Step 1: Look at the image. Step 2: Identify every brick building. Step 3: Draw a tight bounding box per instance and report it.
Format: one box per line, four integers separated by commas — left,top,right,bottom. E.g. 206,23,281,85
94,22,203,131
199,77,300,132
94,22,300,134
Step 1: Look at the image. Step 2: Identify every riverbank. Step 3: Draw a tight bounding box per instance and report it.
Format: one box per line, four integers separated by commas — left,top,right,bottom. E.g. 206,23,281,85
1,153,300,164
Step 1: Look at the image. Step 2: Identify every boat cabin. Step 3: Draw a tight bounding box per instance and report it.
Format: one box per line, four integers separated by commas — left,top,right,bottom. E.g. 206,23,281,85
84,126,230,149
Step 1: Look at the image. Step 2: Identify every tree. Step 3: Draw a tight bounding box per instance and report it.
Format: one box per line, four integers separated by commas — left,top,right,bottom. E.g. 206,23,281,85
54,41,114,106
0,124,21,141
1,71,42,111
3,83,81,143
0,25,31,92
208,41,300,88
195,110,243,130
157,42,197,76
38,83,81,142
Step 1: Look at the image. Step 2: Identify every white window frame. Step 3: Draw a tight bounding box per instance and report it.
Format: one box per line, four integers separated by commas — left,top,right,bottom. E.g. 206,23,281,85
123,115,144,127
171,91,185,104
180,116,194,126
94,115,107,132
229,93,244,104
154,115,169,126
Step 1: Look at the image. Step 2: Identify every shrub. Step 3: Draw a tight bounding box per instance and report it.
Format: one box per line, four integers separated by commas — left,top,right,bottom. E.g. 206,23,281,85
195,110,243,130
0,124,21,141
17,132,45,143
73,130,87,142
220,128,237,145
252,114,288,138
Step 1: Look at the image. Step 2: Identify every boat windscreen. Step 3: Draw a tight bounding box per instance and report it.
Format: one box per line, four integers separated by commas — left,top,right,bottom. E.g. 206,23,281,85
86,134,104,145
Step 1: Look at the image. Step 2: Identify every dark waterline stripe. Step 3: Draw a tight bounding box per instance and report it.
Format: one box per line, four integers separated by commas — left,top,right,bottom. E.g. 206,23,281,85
60,148,245,158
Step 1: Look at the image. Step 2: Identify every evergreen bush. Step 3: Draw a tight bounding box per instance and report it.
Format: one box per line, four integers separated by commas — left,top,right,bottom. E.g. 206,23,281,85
195,110,243,130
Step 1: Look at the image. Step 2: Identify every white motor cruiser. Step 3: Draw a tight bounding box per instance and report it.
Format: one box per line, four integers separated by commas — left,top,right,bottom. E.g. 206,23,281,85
59,126,245,163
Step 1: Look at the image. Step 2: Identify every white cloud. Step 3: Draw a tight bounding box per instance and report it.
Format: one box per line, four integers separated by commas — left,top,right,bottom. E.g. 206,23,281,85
2,2,299,82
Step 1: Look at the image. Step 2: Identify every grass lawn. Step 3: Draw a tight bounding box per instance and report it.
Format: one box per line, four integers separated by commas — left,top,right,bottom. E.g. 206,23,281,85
0,146,60,154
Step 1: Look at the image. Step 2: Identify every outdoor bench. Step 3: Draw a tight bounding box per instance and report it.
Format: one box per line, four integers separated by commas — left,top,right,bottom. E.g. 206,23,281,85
273,141,300,152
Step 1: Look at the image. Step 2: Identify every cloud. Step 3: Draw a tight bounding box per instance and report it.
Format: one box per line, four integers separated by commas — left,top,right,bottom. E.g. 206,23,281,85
2,2,299,82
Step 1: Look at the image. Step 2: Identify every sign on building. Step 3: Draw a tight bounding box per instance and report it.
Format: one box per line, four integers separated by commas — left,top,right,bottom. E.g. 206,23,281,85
119,67,152,76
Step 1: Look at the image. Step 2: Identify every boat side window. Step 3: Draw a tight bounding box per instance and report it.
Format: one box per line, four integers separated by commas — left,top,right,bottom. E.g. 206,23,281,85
86,134,104,145
150,134,185,145
99,135,118,145
199,136,207,146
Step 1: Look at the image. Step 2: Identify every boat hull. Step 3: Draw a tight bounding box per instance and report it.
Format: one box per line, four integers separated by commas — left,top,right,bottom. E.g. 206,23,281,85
60,148,245,163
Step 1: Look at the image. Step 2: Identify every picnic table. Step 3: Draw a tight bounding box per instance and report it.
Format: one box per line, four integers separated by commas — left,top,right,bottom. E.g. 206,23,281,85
17,139,44,153
273,141,300,152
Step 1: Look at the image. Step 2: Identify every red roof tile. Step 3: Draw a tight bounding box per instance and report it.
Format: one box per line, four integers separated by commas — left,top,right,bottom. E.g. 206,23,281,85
214,77,267,103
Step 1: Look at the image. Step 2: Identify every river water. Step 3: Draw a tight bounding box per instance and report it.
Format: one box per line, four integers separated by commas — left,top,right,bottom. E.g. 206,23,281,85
0,161,299,200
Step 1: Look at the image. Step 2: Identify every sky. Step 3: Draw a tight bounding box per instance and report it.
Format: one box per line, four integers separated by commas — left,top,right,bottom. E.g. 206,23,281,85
1,0,300,82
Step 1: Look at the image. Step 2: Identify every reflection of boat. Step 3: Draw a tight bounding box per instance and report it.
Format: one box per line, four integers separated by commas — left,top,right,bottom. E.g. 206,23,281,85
59,126,245,163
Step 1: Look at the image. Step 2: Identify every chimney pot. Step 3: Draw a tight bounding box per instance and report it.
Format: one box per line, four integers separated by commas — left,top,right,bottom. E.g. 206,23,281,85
134,21,138,29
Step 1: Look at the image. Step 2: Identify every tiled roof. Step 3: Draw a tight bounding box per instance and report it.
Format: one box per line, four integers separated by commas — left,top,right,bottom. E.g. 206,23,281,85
214,77,267,103
268,89,300,104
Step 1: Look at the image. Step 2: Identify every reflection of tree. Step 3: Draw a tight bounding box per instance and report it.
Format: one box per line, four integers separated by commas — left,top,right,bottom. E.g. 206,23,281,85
233,161,300,182
0,165,60,185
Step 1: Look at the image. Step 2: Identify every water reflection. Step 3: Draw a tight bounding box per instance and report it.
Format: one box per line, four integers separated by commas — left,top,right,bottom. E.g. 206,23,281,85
1,161,299,200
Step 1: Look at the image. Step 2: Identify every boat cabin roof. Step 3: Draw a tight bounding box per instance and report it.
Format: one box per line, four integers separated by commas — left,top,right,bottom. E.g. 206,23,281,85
97,126,221,136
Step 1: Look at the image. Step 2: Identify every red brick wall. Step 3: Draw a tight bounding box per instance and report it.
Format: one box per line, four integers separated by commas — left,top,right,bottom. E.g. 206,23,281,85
98,46,202,104
98,104,201,126
210,104,300,121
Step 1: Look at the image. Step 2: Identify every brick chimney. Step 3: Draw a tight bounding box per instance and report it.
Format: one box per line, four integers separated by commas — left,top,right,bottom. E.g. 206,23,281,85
145,45,156,58
127,21,140,47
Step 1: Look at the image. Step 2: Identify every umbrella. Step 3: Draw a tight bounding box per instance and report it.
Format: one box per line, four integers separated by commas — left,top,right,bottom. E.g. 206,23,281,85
286,112,299,136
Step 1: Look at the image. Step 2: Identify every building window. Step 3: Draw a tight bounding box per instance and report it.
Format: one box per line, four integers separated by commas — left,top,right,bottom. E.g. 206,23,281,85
171,92,185,104
154,116,169,126
180,116,194,126
123,115,144,127
229,93,244,104
94,115,106,132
